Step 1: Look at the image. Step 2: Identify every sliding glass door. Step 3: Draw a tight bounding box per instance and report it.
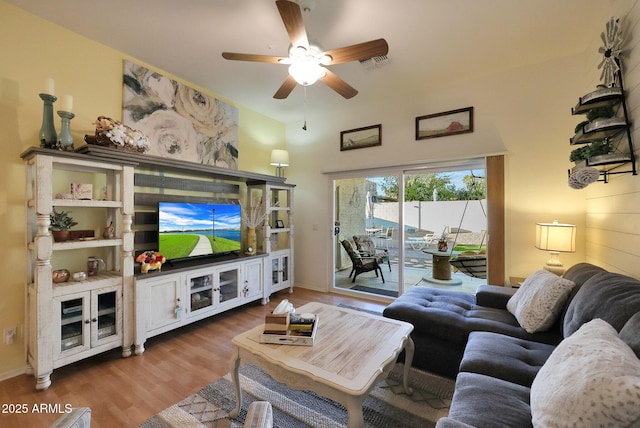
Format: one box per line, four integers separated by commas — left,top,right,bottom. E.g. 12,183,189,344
332,158,491,299
402,169,487,293
334,175,400,297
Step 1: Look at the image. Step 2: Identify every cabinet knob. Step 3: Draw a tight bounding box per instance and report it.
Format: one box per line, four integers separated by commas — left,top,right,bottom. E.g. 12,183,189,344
91,318,97,323
84,319,91,324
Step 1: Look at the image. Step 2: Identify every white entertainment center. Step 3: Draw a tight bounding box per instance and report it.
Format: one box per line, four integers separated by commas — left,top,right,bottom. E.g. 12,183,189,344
22,146,294,390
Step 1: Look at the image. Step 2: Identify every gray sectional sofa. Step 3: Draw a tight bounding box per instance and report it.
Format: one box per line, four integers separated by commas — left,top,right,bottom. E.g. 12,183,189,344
383,263,640,427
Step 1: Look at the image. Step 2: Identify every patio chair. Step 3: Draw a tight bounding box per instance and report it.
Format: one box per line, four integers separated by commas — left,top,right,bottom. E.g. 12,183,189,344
406,232,437,250
340,239,385,283
352,234,391,271
377,227,394,249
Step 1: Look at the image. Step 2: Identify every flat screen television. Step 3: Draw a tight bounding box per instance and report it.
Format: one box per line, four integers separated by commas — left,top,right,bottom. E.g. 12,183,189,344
158,201,242,262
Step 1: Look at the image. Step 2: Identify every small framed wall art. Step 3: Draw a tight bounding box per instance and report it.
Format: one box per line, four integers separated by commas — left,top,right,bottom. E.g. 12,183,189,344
340,124,382,151
416,107,474,140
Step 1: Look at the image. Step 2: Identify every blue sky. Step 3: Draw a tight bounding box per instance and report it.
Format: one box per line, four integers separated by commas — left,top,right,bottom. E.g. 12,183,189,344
159,202,241,231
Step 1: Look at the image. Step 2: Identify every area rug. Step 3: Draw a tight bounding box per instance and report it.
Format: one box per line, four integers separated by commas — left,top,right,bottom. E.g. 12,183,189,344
140,362,453,428
350,285,399,298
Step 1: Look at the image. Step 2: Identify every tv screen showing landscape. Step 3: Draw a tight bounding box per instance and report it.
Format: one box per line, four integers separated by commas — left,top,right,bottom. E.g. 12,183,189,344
158,201,242,261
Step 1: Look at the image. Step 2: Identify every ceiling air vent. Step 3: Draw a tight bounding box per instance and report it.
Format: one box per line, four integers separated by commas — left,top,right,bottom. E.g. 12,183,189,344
359,55,391,70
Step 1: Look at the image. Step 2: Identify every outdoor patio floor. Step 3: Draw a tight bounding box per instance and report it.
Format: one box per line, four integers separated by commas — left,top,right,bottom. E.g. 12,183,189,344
335,245,486,297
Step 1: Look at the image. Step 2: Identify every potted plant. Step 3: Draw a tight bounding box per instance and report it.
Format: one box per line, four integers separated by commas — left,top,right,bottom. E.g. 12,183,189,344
569,139,612,166
50,209,78,242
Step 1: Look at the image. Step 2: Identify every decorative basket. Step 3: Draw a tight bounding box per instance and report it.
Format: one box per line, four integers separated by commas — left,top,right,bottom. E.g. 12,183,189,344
85,116,149,153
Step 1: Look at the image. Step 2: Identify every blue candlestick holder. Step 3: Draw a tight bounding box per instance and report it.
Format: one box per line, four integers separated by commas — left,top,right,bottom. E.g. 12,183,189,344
57,110,75,152
39,93,57,149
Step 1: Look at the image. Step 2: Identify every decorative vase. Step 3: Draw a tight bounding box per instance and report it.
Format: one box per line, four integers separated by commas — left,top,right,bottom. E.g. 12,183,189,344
102,224,114,239
57,110,75,151
39,94,58,149
52,230,69,242
247,228,257,255
52,269,70,283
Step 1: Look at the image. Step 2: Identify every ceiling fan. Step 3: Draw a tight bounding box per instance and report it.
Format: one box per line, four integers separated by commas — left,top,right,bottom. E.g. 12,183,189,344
221,0,388,99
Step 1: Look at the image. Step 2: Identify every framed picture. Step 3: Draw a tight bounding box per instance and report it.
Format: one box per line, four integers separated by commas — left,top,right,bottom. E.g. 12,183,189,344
275,220,285,228
415,107,474,140
340,124,382,151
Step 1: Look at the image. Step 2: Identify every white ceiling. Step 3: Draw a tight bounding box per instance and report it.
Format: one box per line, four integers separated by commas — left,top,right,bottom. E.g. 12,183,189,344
7,0,612,128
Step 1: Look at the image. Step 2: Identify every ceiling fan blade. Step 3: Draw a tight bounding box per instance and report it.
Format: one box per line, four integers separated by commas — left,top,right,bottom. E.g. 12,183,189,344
274,75,298,99
324,39,389,64
319,69,358,99
276,0,309,49
222,52,287,64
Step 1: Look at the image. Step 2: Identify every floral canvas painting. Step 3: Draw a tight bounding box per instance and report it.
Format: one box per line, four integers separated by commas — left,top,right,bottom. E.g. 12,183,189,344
122,61,239,169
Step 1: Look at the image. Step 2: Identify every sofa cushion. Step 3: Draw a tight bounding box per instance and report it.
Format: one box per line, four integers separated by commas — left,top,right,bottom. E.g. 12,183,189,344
444,372,532,428
459,331,554,387
384,285,562,377
506,270,575,333
475,284,517,309
561,262,607,288
563,271,640,337
531,319,640,427
620,311,640,358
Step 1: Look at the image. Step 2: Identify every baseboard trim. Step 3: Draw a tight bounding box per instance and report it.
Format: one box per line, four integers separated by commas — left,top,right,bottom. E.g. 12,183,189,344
0,366,27,382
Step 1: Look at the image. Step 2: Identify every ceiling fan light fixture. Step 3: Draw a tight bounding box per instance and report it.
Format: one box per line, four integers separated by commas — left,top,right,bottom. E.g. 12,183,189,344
290,45,308,59
288,61,326,86
319,54,332,65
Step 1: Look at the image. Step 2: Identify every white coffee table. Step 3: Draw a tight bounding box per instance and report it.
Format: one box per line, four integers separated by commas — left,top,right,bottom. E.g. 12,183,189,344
229,301,415,428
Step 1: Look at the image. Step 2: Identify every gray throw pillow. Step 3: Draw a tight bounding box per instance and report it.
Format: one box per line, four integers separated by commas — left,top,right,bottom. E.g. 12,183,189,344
620,312,640,358
506,270,575,333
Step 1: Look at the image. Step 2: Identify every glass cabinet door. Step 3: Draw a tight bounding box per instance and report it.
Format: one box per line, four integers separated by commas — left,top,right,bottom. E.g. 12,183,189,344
58,295,89,355
93,290,118,344
218,268,239,303
270,252,291,291
281,254,289,284
271,257,280,287
188,272,214,314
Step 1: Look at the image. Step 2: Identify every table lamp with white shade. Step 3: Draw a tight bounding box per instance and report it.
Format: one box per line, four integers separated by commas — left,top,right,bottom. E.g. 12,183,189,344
535,220,576,276
270,149,289,178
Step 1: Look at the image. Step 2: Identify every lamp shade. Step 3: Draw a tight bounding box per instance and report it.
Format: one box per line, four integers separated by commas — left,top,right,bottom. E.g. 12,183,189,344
535,221,576,253
270,149,289,167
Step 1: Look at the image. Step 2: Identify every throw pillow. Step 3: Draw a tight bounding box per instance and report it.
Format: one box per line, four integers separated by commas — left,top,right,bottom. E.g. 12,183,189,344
506,270,575,333
531,319,640,427
619,312,640,358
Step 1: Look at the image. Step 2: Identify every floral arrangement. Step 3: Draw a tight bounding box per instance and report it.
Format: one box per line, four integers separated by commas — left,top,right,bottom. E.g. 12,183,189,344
90,116,150,152
241,200,277,229
135,251,166,273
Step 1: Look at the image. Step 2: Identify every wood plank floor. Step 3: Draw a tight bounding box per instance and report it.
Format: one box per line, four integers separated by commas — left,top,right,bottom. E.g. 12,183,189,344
0,288,387,428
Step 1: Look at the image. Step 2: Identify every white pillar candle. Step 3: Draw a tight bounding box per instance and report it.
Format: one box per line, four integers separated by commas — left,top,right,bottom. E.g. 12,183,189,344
61,95,73,112
44,78,55,96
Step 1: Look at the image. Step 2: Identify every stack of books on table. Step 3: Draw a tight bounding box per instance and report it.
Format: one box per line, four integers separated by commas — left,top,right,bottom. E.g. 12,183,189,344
260,313,318,346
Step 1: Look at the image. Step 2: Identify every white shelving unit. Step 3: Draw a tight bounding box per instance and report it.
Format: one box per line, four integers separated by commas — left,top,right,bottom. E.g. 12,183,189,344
22,147,135,390
22,145,292,388
247,181,295,301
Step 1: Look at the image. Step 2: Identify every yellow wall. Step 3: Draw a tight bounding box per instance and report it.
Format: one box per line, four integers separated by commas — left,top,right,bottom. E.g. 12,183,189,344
0,1,284,378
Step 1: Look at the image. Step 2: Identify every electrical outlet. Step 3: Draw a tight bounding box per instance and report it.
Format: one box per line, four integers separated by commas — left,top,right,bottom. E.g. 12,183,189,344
4,327,16,345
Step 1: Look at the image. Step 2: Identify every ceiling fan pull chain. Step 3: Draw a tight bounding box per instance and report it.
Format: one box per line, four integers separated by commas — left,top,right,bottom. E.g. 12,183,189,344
302,85,308,130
